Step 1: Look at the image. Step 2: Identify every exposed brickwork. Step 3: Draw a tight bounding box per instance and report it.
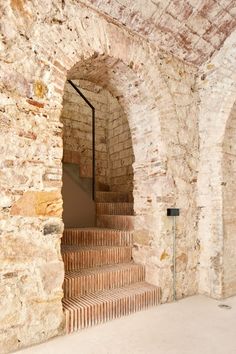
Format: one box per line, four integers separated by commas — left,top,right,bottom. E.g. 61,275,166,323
62,245,132,270
61,79,134,191
79,0,236,65
96,191,133,202
222,101,236,297
63,283,160,333
97,214,135,231
63,263,145,298
0,0,236,352
61,189,160,334
107,94,134,192
61,80,109,184
197,31,236,299
96,202,134,215
62,228,133,247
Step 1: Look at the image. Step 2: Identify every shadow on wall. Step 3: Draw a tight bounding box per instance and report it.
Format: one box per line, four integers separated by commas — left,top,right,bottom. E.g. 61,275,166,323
62,163,96,228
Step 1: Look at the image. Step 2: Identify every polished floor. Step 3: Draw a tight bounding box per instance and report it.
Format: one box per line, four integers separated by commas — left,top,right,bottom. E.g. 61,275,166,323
17,295,236,354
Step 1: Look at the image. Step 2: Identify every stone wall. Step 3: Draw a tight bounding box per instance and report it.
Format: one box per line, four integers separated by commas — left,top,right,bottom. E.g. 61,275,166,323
0,2,200,351
0,101,65,352
76,0,236,66
67,51,200,302
61,80,109,187
197,31,236,299
132,54,199,302
222,101,236,298
107,94,134,193
1,0,236,352
61,80,134,192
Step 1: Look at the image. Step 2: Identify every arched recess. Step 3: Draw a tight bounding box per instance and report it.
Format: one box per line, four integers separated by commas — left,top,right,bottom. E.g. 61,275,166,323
197,30,236,298
222,101,236,298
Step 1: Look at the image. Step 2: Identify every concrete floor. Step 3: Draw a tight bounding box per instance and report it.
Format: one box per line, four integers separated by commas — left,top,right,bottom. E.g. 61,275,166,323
17,295,236,354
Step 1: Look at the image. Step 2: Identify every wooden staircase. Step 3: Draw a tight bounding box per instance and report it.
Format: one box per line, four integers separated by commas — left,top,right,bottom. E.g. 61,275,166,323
61,191,160,333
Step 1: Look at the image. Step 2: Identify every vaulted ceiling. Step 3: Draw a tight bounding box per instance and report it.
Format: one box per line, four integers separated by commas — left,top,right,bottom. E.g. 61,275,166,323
79,0,236,65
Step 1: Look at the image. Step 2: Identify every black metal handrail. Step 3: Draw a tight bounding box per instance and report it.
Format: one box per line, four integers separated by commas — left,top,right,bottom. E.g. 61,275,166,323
67,79,96,200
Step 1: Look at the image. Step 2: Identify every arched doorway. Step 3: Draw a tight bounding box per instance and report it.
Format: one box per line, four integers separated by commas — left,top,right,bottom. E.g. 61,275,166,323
61,77,134,228
60,55,161,332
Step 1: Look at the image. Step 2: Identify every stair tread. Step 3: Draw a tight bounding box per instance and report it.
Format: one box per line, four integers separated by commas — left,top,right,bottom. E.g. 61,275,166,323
64,227,133,233
62,245,132,271
63,282,160,333
62,245,132,252
63,282,159,304
96,215,134,231
96,191,133,202
96,191,131,194
62,228,133,247
97,214,134,217
96,203,133,206
65,263,144,278
62,184,159,334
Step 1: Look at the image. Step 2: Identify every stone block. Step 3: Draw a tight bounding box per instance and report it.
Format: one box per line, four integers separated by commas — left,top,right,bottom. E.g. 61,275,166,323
10,191,62,217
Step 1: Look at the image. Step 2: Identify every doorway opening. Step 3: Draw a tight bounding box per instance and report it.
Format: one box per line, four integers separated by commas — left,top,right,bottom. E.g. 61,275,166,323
60,55,161,333
61,77,134,227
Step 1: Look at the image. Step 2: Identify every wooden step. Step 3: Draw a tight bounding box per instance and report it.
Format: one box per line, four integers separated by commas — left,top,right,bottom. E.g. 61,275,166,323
62,228,133,247
63,282,161,333
63,263,145,298
96,191,133,202
96,215,134,230
62,245,132,271
96,202,134,215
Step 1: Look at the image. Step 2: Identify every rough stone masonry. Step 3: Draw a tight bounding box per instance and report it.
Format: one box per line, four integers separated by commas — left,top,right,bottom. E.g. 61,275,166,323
0,0,236,353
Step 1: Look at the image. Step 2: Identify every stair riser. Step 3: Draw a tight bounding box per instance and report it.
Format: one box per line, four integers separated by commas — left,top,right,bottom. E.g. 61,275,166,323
96,203,133,215
62,248,132,271
96,182,110,191
62,230,133,247
96,215,134,231
63,288,160,333
96,192,133,203
64,266,145,298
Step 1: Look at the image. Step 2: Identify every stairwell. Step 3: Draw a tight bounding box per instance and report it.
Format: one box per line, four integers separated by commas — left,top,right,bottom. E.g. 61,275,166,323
61,190,161,334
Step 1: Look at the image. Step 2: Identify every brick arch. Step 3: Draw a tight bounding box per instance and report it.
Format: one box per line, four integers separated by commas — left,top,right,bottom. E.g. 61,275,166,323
66,53,161,164
3,0,200,306
46,12,176,298
41,5,176,201
0,2,202,351
33,2,201,305
46,14,173,167
197,30,236,299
